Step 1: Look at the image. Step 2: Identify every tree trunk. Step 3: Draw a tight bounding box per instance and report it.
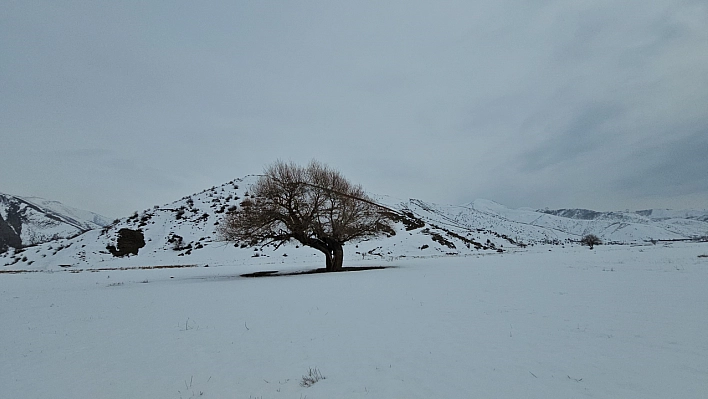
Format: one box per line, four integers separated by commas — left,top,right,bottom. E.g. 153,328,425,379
331,243,344,272
299,237,335,272
298,237,342,272
323,250,334,271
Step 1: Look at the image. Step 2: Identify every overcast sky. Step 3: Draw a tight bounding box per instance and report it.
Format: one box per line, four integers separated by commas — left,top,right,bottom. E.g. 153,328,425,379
2,1,707,218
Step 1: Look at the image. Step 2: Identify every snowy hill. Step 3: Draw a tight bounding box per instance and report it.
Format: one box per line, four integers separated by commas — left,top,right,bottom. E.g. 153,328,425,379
635,208,708,222
2,176,707,271
0,193,111,253
537,207,708,242
0,176,511,270
379,198,708,246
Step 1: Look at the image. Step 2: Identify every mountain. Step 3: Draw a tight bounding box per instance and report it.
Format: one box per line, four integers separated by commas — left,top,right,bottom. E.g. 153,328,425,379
540,207,708,224
377,198,708,246
634,208,708,222
0,176,512,270
535,207,708,242
2,177,707,271
0,193,111,253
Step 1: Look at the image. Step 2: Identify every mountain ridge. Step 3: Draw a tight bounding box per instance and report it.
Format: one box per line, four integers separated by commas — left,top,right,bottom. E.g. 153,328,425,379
0,193,111,253
2,177,707,270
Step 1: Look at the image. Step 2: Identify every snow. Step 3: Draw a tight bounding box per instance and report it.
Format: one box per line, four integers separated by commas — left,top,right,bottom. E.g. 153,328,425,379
0,192,110,248
2,176,708,397
2,242,707,398
3,175,707,271
2,176,518,271
17,195,112,228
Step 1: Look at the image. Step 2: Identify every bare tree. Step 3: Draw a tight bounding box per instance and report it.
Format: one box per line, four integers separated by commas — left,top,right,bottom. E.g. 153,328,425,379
218,161,394,271
580,234,602,249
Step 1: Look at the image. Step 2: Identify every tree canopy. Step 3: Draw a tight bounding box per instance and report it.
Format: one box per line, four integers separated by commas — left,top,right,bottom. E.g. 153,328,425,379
218,161,394,271
580,234,602,249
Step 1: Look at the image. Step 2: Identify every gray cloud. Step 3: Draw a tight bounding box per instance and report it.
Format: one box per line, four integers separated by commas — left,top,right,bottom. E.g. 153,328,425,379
522,102,625,171
2,1,707,216
617,126,708,197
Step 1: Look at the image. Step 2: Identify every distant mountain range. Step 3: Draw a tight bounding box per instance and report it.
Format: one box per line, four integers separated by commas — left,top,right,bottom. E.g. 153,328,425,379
0,193,111,253
391,198,708,245
540,208,708,223
2,177,707,270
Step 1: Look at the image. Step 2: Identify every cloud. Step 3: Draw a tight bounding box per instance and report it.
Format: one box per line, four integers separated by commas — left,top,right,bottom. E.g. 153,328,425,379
521,102,625,171
1,1,707,215
617,127,708,197
0,147,185,218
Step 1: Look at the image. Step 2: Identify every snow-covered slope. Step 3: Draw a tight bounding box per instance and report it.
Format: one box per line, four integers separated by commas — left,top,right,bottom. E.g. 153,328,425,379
635,208,708,222
3,176,707,271
536,206,708,242
0,193,111,253
376,198,708,246
1,177,512,270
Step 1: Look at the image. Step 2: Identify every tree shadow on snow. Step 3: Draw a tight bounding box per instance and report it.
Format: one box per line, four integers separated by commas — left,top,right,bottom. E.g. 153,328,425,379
240,266,393,278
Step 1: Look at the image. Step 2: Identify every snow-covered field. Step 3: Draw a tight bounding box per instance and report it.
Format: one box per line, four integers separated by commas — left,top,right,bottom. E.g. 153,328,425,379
2,243,707,398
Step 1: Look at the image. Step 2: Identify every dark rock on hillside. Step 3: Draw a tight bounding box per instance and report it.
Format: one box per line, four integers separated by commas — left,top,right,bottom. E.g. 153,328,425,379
0,213,23,253
107,228,146,257
0,200,24,252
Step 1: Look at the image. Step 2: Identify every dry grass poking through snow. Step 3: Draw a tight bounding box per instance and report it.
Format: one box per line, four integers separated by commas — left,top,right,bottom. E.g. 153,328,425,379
300,367,325,388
